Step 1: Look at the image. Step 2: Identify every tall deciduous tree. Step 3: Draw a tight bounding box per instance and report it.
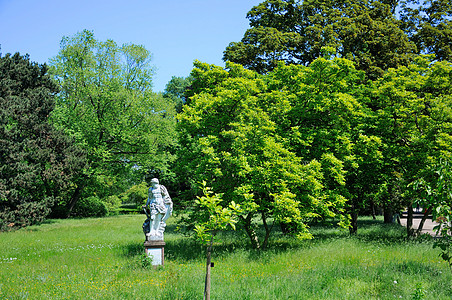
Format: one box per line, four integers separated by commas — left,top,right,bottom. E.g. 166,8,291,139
0,53,86,229
371,56,452,234
177,60,349,249
50,30,177,216
267,52,384,234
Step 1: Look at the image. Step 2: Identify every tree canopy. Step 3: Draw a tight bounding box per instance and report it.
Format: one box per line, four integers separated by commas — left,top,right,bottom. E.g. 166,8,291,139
223,0,452,81
224,0,417,79
180,47,452,240
177,59,355,248
400,0,452,61
50,30,178,215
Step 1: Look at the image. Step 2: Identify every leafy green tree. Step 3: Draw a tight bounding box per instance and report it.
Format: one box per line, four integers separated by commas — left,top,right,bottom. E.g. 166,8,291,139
0,53,86,229
120,181,148,210
224,0,416,79
266,51,385,234
431,159,452,269
50,30,178,216
177,60,349,248
371,56,452,234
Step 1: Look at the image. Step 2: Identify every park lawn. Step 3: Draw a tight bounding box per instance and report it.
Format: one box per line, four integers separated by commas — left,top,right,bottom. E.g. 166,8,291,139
0,214,451,299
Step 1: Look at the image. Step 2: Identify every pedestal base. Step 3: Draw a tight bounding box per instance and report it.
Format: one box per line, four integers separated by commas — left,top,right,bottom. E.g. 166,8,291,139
144,240,165,266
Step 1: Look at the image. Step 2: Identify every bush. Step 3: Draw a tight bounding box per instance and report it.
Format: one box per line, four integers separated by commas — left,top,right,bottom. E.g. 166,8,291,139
72,196,108,218
103,195,122,215
121,182,148,210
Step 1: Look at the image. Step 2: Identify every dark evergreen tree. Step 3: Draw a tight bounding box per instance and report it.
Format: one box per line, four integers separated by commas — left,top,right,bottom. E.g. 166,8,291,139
224,0,416,79
400,0,452,61
0,53,86,230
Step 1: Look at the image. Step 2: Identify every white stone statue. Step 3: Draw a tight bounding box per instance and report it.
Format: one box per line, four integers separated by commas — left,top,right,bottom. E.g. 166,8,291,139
142,178,173,241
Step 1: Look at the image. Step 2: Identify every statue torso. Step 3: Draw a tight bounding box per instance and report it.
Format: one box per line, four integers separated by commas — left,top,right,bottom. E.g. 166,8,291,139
149,186,166,214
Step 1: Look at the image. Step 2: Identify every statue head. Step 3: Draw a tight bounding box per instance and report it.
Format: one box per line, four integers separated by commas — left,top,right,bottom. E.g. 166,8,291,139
151,178,159,188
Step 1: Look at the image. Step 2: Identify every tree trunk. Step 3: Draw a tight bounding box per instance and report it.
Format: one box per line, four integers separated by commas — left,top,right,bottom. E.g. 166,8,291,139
371,201,377,220
204,234,214,300
240,214,260,249
406,204,415,237
261,211,273,250
349,211,358,235
383,206,393,224
349,199,359,235
416,206,433,235
66,183,84,218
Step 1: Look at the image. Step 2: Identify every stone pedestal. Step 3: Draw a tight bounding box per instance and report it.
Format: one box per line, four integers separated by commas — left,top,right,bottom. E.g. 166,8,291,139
144,240,165,266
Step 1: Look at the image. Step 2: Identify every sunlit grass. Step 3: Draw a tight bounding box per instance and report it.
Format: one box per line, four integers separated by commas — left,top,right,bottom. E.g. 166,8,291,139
1,215,451,299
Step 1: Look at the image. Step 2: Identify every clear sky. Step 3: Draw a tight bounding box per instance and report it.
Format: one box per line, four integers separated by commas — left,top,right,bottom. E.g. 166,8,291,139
0,0,262,92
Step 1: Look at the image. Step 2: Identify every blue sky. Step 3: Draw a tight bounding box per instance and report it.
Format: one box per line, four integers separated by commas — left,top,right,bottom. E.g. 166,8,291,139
0,0,262,92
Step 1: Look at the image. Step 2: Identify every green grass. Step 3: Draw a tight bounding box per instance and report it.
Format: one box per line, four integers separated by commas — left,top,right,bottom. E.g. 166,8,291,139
1,215,451,299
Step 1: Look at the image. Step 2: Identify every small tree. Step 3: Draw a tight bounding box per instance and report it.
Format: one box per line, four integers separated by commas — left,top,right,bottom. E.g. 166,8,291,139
192,182,241,300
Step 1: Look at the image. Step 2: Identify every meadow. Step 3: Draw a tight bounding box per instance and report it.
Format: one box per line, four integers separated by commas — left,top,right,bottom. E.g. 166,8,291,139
1,214,451,299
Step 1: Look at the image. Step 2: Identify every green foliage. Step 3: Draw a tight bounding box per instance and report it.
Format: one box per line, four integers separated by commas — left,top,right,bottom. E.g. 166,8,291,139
424,158,452,270
268,55,377,233
0,53,86,230
224,0,416,79
411,283,426,300
433,204,452,270
103,195,121,214
178,58,357,247
192,182,241,245
163,75,194,113
140,252,154,269
120,181,148,210
222,0,452,233
49,30,178,212
372,57,452,214
72,196,108,218
400,0,452,61
183,47,452,238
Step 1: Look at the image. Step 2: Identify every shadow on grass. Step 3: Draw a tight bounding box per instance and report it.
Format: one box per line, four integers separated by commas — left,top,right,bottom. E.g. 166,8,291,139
308,217,426,245
120,217,424,262
22,219,58,232
394,260,442,276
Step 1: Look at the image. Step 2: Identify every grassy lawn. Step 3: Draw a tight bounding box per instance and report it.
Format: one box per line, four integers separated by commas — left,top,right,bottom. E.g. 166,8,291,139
1,214,451,299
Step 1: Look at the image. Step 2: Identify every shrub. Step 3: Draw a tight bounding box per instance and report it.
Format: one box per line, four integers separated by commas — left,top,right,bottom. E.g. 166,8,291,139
72,196,108,218
121,182,148,210
103,195,122,215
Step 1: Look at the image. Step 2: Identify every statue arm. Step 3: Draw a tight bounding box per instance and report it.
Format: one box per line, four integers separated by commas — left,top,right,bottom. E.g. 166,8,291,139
160,185,173,207
146,187,152,207
160,185,173,222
